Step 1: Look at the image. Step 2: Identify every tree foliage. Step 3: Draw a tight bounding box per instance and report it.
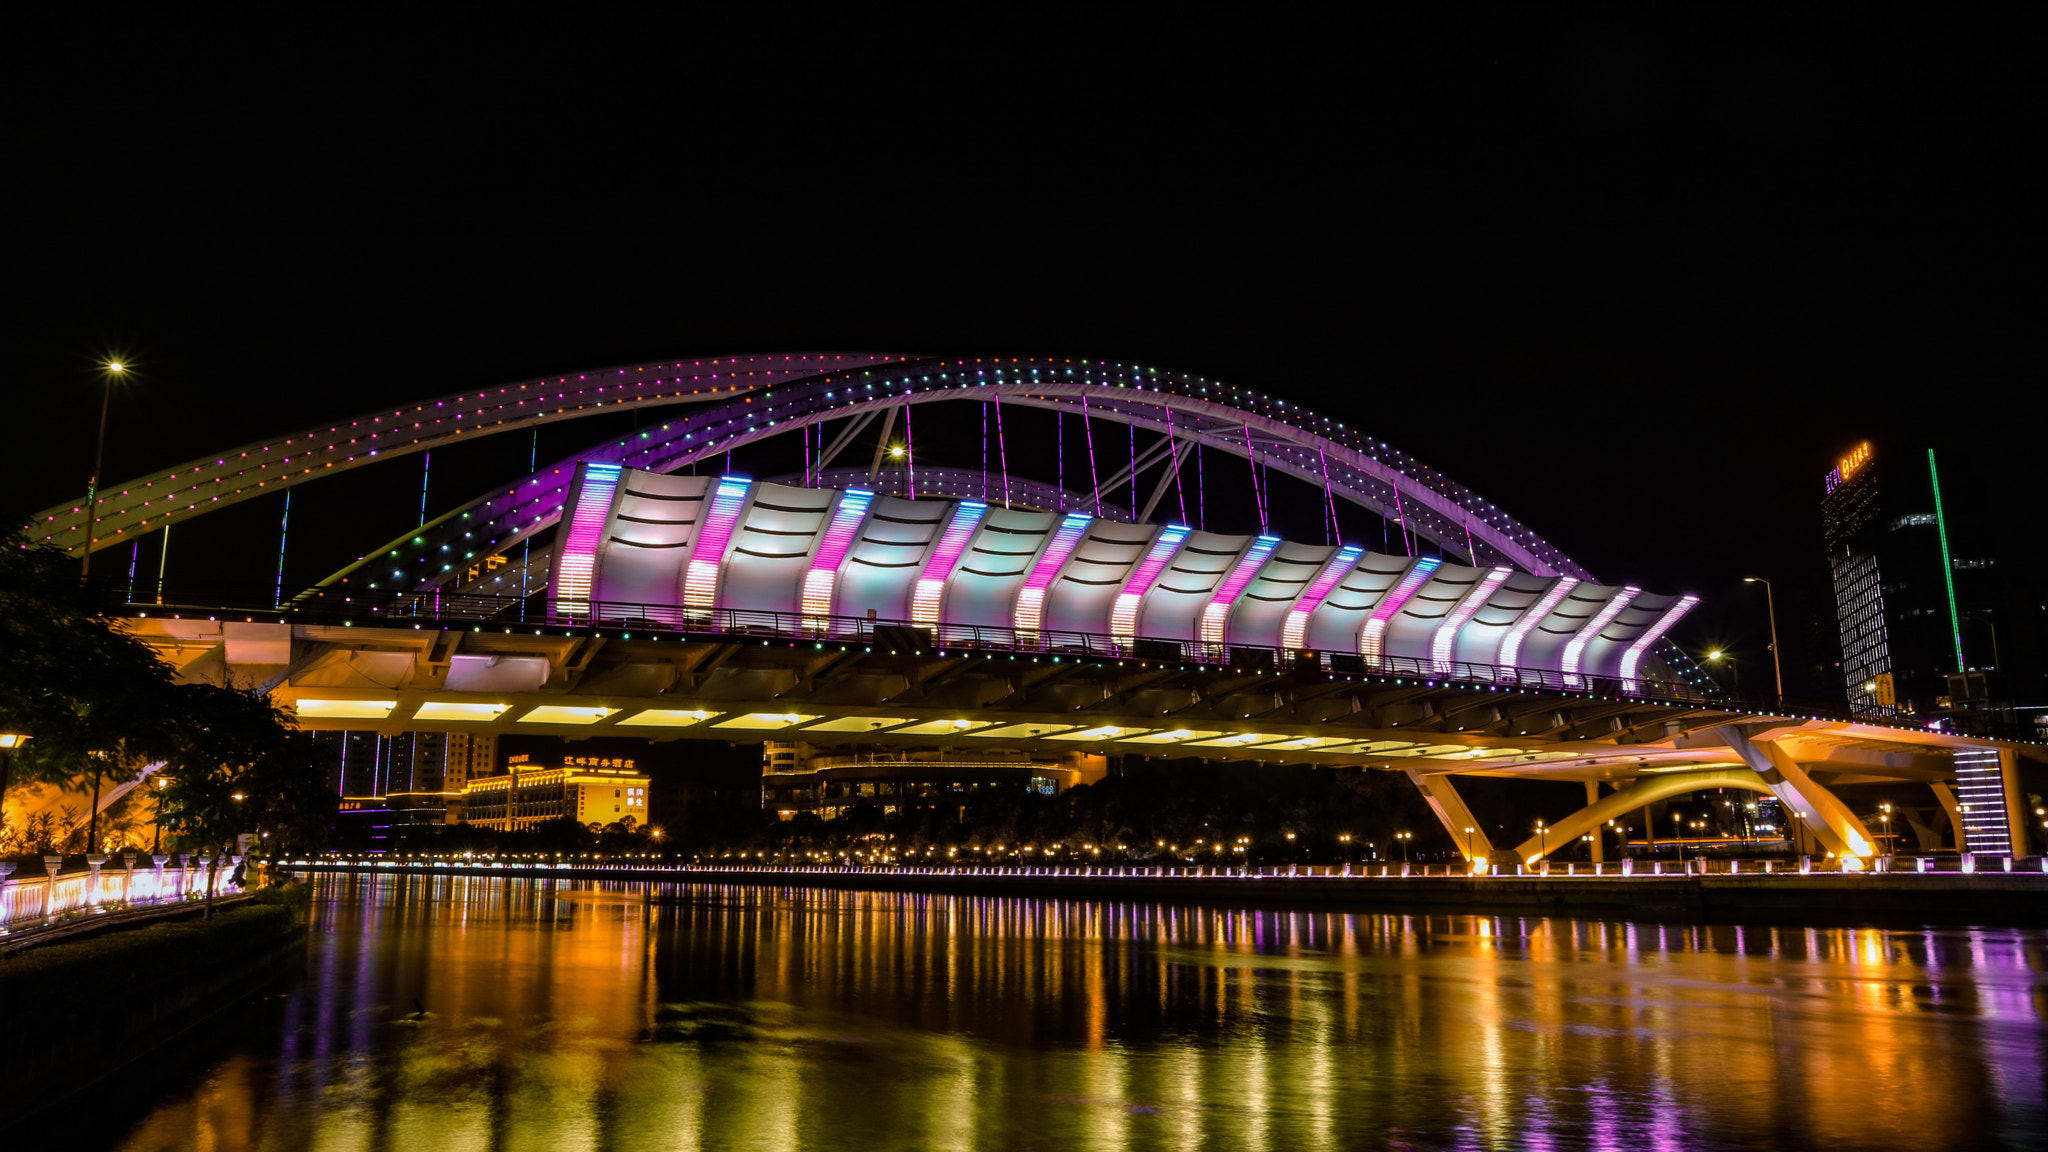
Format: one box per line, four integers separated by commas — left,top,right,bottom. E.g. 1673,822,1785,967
0,529,179,803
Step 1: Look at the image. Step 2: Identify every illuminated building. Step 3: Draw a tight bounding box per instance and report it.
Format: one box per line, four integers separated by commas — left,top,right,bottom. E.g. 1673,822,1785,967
1821,442,1997,716
760,742,1105,819
461,755,650,832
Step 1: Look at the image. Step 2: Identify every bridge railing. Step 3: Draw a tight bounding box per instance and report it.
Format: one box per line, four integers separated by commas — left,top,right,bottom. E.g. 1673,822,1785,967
113,578,2017,734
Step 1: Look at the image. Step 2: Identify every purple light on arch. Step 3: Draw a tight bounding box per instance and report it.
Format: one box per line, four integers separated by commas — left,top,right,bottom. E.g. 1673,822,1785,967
549,462,622,617
1361,556,1441,665
802,488,875,621
684,476,752,609
912,501,986,625
1561,586,1642,686
1111,525,1190,642
1281,545,1362,651
1497,577,1578,671
1620,595,1699,690
1015,512,1092,633
1200,535,1280,645
1431,565,1513,671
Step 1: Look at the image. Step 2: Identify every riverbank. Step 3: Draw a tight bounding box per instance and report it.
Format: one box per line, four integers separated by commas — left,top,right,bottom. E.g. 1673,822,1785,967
0,887,308,1128
288,862,2048,925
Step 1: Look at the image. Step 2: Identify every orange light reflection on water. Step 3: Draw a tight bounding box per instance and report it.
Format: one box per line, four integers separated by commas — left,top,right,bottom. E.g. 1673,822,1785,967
93,875,2048,1151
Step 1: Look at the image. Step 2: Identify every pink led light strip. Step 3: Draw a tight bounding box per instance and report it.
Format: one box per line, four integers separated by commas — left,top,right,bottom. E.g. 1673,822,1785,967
1561,586,1642,686
1430,565,1513,671
801,489,875,623
1280,546,1362,651
1496,578,1578,671
1619,595,1699,690
683,477,752,609
1014,512,1093,634
1111,525,1190,642
549,462,622,616
1199,536,1280,645
1360,557,1441,665
911,502,987,625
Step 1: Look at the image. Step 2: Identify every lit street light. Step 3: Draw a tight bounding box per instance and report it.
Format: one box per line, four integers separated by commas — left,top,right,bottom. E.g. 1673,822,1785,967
1742,577,1785,700
81,359,127,577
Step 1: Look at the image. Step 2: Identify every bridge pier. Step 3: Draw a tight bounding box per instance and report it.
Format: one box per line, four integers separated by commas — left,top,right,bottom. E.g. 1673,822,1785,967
1404,767,1495,867
1586,781,1604,865
1714,725,1877,861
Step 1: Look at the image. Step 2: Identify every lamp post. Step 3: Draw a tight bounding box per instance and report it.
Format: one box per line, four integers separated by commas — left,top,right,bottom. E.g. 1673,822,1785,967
1535,821,1547,862
81,360,127,578
1879,803,1893,855
1706,650,1739,693
1742,578,1784,701
1396,831,1411,862
1672,811,1685,863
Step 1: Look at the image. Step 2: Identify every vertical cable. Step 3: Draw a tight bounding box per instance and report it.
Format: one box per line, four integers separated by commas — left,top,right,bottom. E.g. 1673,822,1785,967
522,429,537,605
1391,479,1413,556
993,393,1012,508
1197,442,1206,531
1463,516,1478,566
157,523,171,604
1081,396,1103,516
1057,411,1065,512
275,486,292,607
1317,447,1338,546
1128,419,1137,518
902,402,916,499
980,401,988,501
1164,408,1189,526
127,540,139,602
1243,423,1267,532
418,452,432,526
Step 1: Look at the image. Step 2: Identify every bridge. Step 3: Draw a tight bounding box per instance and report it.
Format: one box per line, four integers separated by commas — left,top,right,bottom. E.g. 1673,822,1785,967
35,353,2044,867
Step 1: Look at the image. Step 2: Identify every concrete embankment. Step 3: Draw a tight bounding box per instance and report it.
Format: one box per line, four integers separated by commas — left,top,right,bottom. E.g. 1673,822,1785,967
293,864,2048,925
0,896,308,1128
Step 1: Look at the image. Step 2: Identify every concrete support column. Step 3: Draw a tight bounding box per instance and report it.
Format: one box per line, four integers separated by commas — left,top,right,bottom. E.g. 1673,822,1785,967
1714,726,1877,860
1403,767,1495,864
1586,781,1605,864
2001,748,2030,857
1929,783,1966,852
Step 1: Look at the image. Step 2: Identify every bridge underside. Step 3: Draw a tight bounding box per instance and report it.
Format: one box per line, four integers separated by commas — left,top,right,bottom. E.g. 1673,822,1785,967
128,614,2035,861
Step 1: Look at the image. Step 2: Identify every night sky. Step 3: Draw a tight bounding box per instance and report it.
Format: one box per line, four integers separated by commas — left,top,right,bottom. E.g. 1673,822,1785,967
8,14,2041,702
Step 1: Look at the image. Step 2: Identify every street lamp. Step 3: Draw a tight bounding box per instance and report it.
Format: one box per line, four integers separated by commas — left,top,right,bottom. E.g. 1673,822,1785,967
1672,811,1685,863
1879,803,1893,855
1706,650,1739,692
1742,578,1784,700
1535,821,1547,861
1396,831,1412,862
81,360,128,578
1463,827,1474,870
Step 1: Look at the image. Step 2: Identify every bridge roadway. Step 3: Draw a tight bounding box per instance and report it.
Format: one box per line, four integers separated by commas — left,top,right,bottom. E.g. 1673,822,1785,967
122,589,2042,868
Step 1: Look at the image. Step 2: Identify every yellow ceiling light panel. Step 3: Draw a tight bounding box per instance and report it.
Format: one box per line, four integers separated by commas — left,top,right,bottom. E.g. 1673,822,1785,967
293,699,397,719
415,702,511,721
522,706,612,725
713,713,819,730
615,709,718,728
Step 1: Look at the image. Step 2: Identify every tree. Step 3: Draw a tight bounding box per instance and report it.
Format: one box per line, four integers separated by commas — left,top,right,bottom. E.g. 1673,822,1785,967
155,685,334,917
0,528,178,837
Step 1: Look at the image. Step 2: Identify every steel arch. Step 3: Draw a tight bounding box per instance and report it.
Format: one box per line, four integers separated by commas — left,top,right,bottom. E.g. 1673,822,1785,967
30,352,909,557
335,356,1594,595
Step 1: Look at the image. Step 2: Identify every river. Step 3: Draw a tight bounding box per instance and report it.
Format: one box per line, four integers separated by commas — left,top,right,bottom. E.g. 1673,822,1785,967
63,873,2048,1150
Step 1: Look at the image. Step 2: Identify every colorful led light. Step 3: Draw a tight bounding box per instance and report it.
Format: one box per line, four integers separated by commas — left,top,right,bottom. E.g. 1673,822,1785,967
1200,535,1280,644
1280,545,1362,651
1014,512,1092,633
801,488,875,622
1110,525,1190,642
1431,565,1513,670
683,476,752,609
1618,594,1699,690
1561,585,1642,685
911,501,986,625
1496,577,1578,671
549,462,622,616
1360,556,1441,665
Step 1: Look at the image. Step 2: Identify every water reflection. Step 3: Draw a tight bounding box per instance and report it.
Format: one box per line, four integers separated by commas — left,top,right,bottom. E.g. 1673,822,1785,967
97,875,2048,1150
